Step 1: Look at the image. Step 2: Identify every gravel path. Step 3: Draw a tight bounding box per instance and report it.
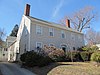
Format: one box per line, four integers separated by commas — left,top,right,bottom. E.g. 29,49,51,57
0,62,36,75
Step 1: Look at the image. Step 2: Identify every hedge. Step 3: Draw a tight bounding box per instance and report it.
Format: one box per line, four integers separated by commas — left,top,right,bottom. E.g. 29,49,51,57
20,51,53,67
91,52,100,63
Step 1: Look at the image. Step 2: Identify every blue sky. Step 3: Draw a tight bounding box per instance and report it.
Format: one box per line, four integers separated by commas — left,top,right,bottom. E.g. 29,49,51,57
0,0,100,37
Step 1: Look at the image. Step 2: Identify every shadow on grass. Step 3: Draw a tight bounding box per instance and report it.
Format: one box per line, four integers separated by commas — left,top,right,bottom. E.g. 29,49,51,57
28,62,77,75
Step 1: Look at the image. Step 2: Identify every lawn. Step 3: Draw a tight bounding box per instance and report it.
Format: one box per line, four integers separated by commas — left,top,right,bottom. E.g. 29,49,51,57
30,62,100,75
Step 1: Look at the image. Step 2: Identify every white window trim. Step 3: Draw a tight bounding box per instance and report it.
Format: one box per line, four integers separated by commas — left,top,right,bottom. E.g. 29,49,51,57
36,42,42,48
49,28,54,37
36,25,42,35
60,43,67,48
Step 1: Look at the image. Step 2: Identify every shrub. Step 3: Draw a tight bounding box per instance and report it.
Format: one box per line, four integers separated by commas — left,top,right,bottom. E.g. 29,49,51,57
77,47,83,51
80,46,99,52
43,46,66,62
91,52,100,63
37,56,53,67
25,51,43,67
48,49,65,62
20,52,27,62
80,52,90,61
66,51,81,62
82,46,92,51
91,45,99,51
20,51,53,67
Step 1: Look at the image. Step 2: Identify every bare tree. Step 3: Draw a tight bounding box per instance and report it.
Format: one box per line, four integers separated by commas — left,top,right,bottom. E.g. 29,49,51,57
85,28,100,46
95,32,100,44
0,28,5,46
60,6,97,32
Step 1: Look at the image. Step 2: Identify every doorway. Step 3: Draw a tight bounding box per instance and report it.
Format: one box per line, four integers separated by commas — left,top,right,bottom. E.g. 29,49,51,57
61,45,67,52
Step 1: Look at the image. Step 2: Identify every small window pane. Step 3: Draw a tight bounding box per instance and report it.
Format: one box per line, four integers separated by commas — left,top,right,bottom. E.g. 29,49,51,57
61,30,65,38
50,32,53,36
36,25,42,35
36,42,42,48
62,34,65,38
49,28,54,36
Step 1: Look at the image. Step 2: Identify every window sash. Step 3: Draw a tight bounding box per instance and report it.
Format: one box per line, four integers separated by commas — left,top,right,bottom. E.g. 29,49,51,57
61,30,65,38
49,28,54,36
50,32,53,36
36,25,42,34
36,42,42,48
62,33,65,38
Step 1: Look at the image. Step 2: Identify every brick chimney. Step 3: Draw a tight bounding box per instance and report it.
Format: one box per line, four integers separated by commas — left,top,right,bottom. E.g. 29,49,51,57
66,19,70,28
24,4,30,16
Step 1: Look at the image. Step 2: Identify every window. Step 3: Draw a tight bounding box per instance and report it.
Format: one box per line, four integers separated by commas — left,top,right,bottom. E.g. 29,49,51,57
36,25,42,35
61,30,65,38
36,42,42,48
4,48,7,51
49,28,54,36
73,47,75,50
49,43,54,46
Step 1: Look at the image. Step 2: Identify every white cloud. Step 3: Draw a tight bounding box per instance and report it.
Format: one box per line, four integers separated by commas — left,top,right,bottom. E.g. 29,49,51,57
52,0,65,18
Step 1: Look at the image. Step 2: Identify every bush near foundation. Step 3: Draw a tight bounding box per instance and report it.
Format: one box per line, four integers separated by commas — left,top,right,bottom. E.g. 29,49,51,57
43,45,66,62
20,46,66,67
37,56,54,67
80,52,90,61
20,52,27,62
66,51,81,62
20,51,53,67
91,52,100,63
48,49,65,62
66,51,93,62
91,45,99,51
79,46,99,52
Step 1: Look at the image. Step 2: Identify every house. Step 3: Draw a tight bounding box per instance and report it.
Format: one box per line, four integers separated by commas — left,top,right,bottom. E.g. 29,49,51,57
0,42,8,61
0,47,8,61
8,4,84,61
6,36,16,47
6,36,16,61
